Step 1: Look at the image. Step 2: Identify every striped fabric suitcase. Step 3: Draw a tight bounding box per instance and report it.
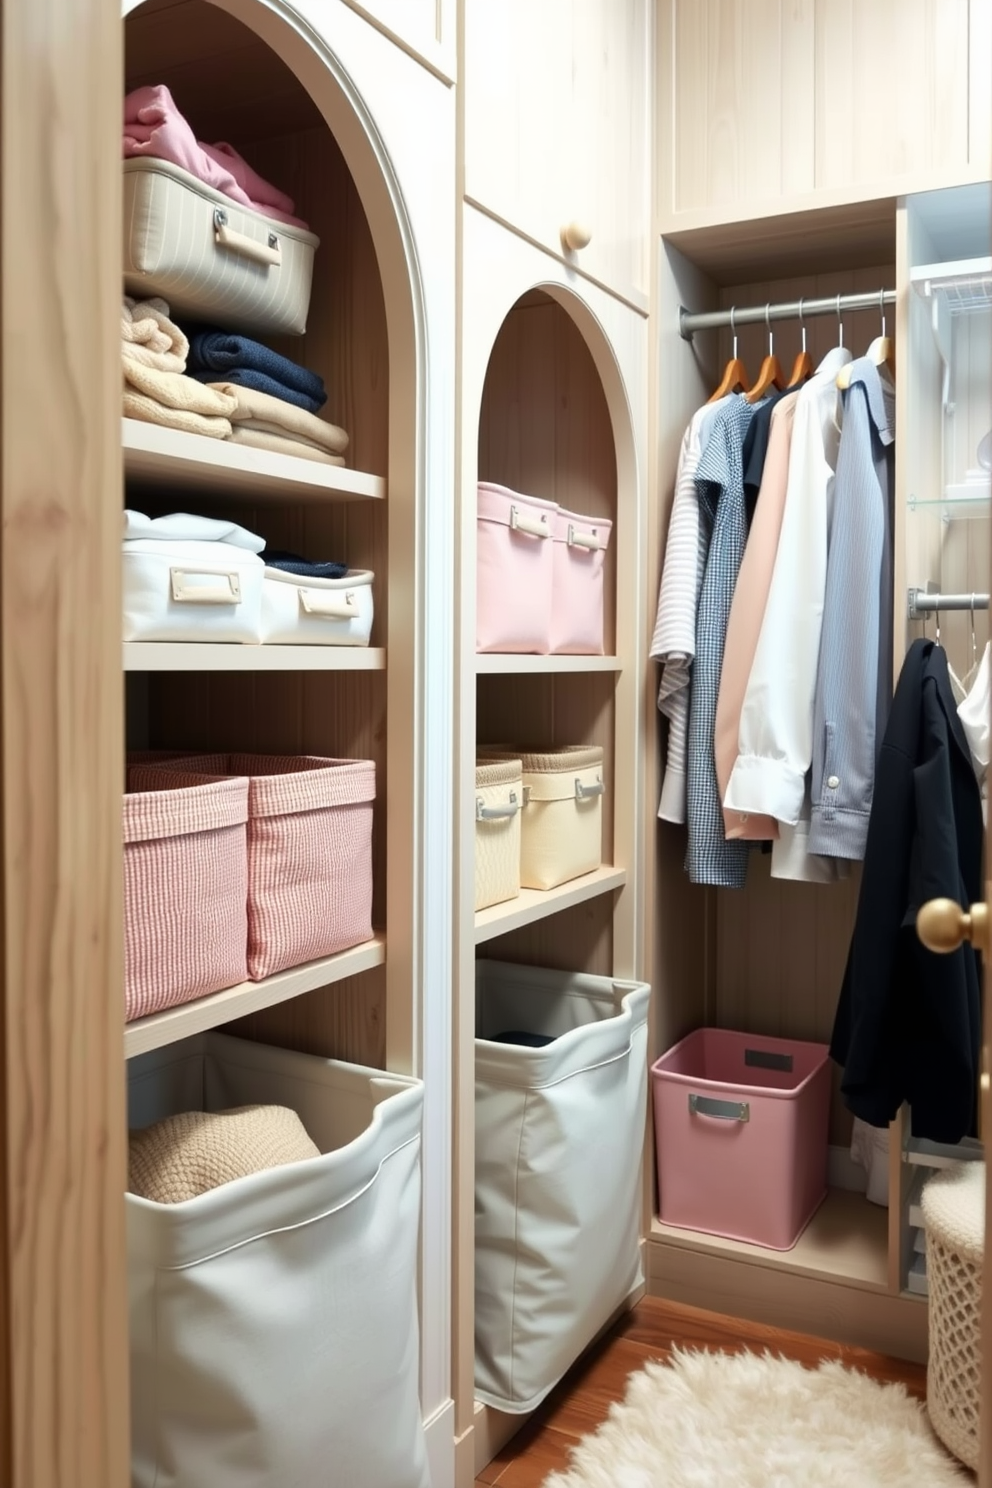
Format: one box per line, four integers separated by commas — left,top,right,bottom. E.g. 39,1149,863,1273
123,158,320,335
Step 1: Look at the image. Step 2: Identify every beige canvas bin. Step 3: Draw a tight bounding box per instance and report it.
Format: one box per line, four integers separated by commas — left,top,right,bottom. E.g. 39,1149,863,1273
123,158,320,335
474,758,523,911
480,745,604,890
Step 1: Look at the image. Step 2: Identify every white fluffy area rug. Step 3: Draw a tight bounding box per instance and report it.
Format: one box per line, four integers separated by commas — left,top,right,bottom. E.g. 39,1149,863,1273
542,1348,970,1488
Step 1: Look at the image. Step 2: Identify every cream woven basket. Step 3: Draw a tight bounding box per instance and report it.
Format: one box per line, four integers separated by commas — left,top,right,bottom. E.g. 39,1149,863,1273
921,1158,985,1471
474,758,522,911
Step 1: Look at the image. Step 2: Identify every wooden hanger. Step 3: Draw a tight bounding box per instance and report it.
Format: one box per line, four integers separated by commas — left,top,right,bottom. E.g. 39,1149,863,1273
746,305,786,403
837,290,895,388
709,305,750,402
787,297,814,386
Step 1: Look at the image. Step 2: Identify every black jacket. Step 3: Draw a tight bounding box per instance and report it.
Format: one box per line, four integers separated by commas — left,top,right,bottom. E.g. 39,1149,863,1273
830,639,984,1142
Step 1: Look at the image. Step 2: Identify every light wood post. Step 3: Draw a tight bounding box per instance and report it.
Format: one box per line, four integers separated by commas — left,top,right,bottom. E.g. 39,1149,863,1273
0,0,130,1484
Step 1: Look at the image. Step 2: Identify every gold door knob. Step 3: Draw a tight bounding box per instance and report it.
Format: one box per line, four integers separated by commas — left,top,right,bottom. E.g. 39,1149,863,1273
916,897,990,957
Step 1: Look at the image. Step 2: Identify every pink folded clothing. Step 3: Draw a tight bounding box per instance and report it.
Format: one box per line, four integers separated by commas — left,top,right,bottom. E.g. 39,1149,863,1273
123,85,309,230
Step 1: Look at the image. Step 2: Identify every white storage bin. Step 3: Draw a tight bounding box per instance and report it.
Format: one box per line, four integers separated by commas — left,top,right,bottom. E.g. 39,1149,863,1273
127,1032,429,1488
476,481,557,653
474,758,522,911
475,961,650,1413
123,538,264,643
549,506,613,655
259,567,374,646
123,158,320,336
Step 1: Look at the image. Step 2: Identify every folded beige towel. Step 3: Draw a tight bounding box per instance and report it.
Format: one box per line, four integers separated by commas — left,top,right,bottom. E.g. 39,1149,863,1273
207,381,349,455
122,295,188,374
129,1104,320,1204
123,388,232,440
228,426,346,466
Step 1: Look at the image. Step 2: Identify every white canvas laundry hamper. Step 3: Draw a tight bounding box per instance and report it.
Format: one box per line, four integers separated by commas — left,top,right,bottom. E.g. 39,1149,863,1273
126,1032,429,1488
123,158,320,335
474,961,650,1413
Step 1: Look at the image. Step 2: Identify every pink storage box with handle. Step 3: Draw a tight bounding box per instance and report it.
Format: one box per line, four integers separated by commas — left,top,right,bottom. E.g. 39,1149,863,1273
168,753,376,980
123,766,249,1022
477,481,557,653
651,1028,831,1251
549,506,612,655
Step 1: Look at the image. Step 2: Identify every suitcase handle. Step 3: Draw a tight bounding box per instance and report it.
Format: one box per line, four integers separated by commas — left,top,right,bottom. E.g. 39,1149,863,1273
510,505,550,539
298,588,358,619
567,524,601,550
689,1094,750,1123
575,776,604,800
476,791,520,822
213,209,282,267
170,567,242,605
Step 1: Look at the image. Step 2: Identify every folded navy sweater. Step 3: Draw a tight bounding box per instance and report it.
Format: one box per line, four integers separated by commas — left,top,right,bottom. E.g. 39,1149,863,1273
264,551,348,580
185,329,327,414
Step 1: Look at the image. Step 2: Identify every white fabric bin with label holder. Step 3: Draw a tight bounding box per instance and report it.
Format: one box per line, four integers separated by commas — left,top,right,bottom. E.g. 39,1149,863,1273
127,1032,429,1488
549,506,613,655
475,961,650,1414
123,158,320,336
474,758,523,911
123,537,265,643
259,566,374,646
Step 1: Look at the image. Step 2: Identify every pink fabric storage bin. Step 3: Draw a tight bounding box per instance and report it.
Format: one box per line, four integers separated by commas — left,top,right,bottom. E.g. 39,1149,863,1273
123,766,249,1022
651,1028,831,1251
549,507,612,655
171,753,376,980
477,481,556,653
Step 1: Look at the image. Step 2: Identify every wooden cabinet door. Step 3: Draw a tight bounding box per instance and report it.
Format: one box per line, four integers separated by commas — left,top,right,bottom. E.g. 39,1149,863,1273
342,0,455,80
665,0,816,217
463,0,651,306
814,0,973,192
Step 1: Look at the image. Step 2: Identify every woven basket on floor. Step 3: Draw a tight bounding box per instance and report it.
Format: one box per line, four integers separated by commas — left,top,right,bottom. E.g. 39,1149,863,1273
921,1159,985,1472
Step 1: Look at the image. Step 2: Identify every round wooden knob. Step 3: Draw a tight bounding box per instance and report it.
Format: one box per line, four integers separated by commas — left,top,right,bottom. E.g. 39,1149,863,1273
561,221,592,252
917,897,990,956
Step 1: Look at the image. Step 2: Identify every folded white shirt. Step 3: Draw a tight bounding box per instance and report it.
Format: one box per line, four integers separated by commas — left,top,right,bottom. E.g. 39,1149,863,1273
123,509,265,554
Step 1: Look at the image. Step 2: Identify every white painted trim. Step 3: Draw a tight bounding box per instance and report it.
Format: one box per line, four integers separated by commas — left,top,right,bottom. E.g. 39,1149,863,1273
423,1397,456,1488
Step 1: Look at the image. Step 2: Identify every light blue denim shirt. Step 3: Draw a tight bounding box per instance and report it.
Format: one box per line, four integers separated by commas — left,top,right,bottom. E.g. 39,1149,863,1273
808,359,895,859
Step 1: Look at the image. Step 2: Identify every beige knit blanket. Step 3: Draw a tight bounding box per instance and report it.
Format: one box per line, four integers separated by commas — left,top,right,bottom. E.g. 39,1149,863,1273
129,1104,320,1204
208,381,349,455
229,427,346,466
122,296,188,373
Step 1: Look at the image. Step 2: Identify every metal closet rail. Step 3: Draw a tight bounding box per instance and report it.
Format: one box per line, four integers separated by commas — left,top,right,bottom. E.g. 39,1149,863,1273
680,288,897,340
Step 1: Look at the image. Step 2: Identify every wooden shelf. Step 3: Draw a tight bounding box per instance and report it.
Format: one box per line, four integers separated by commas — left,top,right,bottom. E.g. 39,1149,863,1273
124,935,385,1059
475,654,622,674
122,418,386,503
124,642,386,672
650,1189,890,1293
474,865,626,944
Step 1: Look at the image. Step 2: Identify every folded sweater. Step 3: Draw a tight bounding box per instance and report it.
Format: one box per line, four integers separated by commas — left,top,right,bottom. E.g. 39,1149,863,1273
123,85,308,230
207,381,348,454
187,329,327,413
228,426,345,466
122,296,188,373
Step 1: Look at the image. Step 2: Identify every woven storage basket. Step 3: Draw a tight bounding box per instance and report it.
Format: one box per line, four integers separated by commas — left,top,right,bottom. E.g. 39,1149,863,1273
123,766,249,1022
168,754,376,980
921,1159,985,1471
474,758,523,911
480,745,604,890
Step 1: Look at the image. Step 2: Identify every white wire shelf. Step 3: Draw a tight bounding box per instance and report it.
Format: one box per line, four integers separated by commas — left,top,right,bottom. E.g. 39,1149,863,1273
911,257,992,315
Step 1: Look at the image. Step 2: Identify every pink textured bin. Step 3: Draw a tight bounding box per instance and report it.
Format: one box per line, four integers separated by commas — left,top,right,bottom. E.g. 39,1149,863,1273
172,753,376,979
549,506,612,655
651,1028,830,1250
123,767,249,1022
477,481,557,653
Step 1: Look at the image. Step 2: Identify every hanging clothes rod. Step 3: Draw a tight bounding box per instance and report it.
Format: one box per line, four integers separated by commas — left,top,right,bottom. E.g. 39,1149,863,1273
907,588,990,621
679,288,896,341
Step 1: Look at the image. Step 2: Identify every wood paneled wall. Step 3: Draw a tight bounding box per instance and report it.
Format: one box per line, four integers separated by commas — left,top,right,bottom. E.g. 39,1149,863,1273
0,0,130,1482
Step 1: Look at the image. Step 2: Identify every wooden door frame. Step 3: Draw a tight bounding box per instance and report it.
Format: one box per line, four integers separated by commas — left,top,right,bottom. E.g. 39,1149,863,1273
0,0,130,1484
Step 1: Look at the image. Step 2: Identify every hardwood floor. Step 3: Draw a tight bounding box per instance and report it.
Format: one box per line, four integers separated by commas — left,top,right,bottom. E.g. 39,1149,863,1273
475,1295,928,1486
